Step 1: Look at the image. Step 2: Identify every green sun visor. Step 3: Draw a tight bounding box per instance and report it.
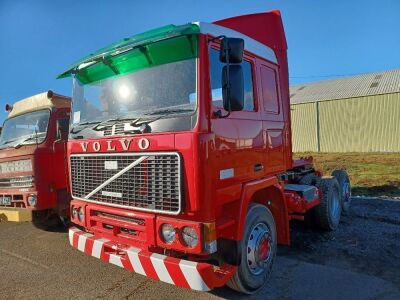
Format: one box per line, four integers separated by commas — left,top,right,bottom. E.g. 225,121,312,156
57,23,200,84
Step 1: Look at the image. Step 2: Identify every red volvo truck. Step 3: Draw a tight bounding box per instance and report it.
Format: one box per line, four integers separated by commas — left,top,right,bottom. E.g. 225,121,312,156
0,91,71,226
61,11,351,294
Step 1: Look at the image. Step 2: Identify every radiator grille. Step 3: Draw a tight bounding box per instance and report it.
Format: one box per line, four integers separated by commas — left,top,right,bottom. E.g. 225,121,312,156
0,176,34,189
70,153,182,214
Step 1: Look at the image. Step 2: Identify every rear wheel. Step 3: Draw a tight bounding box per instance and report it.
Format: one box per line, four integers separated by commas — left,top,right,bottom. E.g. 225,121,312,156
331,170,351,212
227,204,277,294
314,178,342,230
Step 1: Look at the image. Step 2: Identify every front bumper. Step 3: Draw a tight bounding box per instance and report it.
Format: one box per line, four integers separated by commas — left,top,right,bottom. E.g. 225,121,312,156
0,207,32,222
69,227,236,291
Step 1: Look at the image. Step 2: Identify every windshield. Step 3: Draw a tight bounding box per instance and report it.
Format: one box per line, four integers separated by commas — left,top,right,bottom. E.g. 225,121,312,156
72,58,197,128
0,110,50,148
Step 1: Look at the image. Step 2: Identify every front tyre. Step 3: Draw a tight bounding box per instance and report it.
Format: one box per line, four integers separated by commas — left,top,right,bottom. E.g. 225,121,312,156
227,204,277,294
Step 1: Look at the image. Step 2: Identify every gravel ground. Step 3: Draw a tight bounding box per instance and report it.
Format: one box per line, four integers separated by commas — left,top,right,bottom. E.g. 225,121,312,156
0,197,399,300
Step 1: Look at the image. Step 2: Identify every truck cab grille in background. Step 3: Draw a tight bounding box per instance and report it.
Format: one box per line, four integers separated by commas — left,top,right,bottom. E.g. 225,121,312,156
0,176,34,189
70,153,182,214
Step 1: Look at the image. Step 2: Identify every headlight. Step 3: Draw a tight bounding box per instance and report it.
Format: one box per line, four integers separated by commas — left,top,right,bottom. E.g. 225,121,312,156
72,207,78,220
181,226,198,248
160,223,176,244
27,194,37,207
78,207,85,222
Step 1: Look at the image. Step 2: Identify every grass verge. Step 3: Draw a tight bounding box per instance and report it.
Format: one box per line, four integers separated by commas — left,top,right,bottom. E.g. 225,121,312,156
294,152,400,197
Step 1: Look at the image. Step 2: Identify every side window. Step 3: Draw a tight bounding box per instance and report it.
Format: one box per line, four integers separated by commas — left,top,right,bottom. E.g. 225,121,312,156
209,48,255,111
57,118,70,140
260,65,280,114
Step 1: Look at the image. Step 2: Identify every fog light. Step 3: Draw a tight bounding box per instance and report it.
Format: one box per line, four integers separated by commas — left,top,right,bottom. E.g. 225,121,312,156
78,207,85,222
182,226,198,248
72,207,78,220
27,195,37,207
161,223,176,244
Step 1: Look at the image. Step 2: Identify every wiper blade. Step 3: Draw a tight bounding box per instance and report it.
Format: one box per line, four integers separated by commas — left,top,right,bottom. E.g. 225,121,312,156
14,135,41,149
70,121,104,134
143,108,194,116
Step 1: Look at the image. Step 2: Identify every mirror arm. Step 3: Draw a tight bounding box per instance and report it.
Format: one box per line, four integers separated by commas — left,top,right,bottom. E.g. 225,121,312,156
207,35,225,44
213,109,230,118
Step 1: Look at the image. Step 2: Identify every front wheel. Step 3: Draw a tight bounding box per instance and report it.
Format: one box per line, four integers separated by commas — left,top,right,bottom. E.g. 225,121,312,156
227,204,277,294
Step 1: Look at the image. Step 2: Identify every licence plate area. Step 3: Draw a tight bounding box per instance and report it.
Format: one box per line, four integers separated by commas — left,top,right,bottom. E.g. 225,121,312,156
0,196,12,206
86,204,156,247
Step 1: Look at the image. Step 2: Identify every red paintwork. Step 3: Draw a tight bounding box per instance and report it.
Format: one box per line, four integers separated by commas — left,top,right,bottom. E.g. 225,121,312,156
0,107,70,214
285,190,320,216
68,11,321,290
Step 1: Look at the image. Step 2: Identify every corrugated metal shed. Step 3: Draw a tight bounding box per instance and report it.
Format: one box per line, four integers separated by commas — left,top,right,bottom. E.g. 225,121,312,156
290,69,400,152
290,69,400,104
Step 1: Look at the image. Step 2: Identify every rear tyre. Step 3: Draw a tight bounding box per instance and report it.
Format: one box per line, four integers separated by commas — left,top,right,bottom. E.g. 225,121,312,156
314,178,342,230
331,170,351,212
227,204,277,294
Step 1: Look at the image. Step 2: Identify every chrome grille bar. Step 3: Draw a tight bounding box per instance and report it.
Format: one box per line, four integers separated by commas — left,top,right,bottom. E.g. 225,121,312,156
0,176,34,189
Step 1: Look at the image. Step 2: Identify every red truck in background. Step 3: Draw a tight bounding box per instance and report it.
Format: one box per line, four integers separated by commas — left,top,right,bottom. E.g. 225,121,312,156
0,91,71,227
61,10,351,294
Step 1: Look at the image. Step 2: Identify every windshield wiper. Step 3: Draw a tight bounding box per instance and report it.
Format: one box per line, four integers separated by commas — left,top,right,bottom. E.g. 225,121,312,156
0,135,37,148
0,137,21,145
143,108,194,116
70,121,104,134
14,134,42,149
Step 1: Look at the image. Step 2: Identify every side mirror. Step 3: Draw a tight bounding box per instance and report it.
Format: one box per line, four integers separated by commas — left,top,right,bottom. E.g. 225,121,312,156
220,37,244,63
222,65,244,111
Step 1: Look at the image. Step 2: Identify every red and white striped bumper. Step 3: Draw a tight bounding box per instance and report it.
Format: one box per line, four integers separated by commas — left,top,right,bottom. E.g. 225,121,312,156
69,227,236,291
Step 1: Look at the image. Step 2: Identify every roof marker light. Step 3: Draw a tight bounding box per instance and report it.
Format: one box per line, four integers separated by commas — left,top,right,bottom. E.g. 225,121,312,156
5,104,13,112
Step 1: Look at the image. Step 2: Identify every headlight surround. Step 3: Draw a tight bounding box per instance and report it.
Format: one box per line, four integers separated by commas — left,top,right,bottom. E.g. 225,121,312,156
160,223,176,244
27,194,37,207
181,226,199,248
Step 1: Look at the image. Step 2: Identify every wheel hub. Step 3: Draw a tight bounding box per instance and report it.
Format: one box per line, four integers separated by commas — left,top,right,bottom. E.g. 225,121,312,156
247,223,272,275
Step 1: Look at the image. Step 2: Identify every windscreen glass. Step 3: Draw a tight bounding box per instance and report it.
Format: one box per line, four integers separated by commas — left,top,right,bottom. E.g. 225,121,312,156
72,59,196,125
70,35,198,135
0,110,50,148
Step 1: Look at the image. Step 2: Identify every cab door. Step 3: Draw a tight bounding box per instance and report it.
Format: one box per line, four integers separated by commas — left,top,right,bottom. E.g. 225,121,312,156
257,61,286,174
209,47,264,188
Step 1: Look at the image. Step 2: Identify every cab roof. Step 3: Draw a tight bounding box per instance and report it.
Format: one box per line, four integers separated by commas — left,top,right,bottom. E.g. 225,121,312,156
8,91,71,118
57,11,284,79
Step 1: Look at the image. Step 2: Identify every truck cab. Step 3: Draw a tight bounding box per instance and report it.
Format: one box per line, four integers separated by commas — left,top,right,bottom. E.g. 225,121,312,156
0,91,71,225
62,10,350,294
